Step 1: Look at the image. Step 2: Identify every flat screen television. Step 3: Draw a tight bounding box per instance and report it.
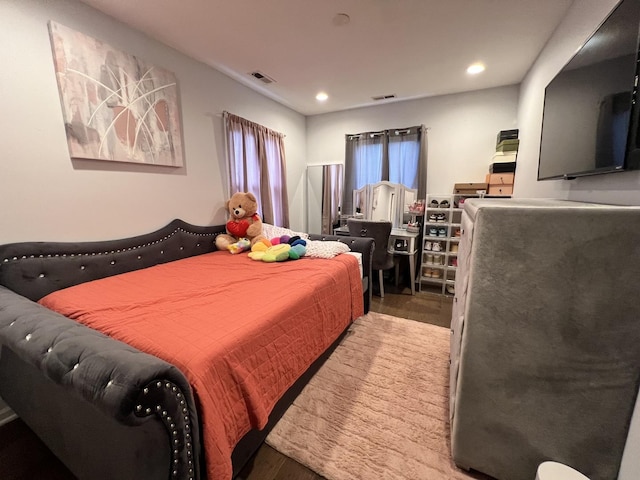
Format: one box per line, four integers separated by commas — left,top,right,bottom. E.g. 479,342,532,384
538,0,640,180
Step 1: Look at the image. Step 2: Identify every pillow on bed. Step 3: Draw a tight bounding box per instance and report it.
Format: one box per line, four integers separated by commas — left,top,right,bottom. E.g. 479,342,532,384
304,240,351,258
262,223,310,240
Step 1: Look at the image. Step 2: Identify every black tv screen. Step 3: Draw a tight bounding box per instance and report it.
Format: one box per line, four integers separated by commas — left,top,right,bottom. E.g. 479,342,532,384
538,0,640,180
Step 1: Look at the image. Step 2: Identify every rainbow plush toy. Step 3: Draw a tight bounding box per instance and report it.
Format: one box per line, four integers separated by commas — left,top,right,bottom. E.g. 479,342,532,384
248,235,307,262
227,238,251,254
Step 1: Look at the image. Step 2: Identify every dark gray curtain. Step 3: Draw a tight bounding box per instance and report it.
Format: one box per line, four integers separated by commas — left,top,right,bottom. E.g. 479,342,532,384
343,131,386,216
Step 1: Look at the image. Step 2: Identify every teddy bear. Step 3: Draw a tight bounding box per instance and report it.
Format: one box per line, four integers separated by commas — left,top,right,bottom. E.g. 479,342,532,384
215,192,268,251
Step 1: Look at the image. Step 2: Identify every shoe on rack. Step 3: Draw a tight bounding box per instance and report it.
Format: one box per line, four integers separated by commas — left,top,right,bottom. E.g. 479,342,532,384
425,241,432,251
458,198,466,207
454,228,461,237
432,241,442,252
426,253,434,264
430,199,439,209
450,243,458,253
432,269,443,279
438,227,447,237
439,200,450,209
434,254,443,265
436,213,446,222
428,213,438,222
446,284,455,294
422,267,432,278
451,258,458,267
429,227,438,236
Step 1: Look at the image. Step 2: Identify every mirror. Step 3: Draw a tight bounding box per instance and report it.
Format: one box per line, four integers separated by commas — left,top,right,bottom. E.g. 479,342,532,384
370,181,397,224
353,186,368,216
350,182,420,228
403,188,418,213
307,164,344,235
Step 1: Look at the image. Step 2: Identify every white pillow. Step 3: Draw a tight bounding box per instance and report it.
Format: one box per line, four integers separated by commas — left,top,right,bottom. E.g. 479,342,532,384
304,240,351,258
262,223,310,240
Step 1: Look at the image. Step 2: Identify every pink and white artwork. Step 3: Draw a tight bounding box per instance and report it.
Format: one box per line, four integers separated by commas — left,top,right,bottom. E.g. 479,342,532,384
48,22,184,166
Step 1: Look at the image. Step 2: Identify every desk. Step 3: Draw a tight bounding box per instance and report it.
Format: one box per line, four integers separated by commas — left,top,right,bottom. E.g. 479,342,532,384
334,226,419,295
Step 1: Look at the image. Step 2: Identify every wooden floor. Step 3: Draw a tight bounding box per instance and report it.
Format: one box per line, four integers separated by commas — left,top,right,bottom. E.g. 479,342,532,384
0,283,452,480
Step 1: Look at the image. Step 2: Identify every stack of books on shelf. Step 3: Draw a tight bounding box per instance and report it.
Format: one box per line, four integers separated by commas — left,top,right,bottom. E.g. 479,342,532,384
486,129,518,196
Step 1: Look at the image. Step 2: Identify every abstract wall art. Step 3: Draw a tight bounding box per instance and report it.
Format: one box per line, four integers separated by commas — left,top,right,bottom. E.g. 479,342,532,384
48,21,184,166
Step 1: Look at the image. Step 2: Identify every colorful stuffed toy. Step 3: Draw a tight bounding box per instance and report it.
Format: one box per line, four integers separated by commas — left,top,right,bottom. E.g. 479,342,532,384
227,238,251,254
248,236,307,262
215,192,269,252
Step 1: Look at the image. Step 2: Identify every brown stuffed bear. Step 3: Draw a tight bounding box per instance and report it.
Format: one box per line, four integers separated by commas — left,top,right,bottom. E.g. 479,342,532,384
215,192,268,250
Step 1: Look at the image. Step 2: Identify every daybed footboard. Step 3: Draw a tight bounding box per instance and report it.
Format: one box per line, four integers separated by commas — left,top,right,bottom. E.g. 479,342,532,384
0,286,200,480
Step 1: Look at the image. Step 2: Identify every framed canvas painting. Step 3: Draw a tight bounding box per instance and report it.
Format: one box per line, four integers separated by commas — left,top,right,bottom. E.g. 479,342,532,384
48,21,184,167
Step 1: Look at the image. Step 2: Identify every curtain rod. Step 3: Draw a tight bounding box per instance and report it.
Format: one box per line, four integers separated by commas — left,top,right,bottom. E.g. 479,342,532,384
222,111,286,138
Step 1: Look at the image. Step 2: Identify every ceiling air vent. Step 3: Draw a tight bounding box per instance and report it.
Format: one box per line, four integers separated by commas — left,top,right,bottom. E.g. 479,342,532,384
250,71,276,84
372,94,397,101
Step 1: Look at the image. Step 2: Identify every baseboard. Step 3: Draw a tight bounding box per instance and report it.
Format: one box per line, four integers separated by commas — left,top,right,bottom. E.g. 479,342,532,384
0,405,17,427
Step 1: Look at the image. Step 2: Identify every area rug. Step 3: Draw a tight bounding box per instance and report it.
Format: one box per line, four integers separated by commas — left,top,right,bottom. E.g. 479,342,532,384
266,312,489,480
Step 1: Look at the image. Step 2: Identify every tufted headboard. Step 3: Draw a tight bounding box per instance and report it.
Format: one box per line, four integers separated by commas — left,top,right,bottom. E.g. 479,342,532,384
0,220,374,307
0,219,224,302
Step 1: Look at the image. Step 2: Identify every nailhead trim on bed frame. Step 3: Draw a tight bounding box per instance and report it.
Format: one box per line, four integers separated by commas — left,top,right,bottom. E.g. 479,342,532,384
1,227,217,264
135,380,195,479
0,220,225,303
0,220,374,480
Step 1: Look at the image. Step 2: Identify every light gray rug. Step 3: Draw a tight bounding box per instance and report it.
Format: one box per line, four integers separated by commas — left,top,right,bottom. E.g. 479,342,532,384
266,312,489,480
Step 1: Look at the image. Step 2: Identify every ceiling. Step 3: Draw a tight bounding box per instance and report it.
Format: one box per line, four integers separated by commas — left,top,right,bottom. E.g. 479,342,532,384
77,0,575,116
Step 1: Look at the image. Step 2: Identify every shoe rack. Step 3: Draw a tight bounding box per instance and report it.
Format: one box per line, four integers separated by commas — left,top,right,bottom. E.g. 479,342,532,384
419,194,478,296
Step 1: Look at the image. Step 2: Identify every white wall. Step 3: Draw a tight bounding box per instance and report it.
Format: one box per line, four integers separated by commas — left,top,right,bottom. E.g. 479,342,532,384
516,0,640,205
307,86,519,202
0,0,307,245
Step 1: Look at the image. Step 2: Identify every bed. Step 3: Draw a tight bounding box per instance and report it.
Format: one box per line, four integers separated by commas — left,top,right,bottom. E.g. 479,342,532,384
0,219,374,480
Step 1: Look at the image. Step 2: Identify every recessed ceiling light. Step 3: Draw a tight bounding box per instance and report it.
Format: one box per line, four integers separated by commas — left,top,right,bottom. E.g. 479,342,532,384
316,92,329,102
467,63,486,75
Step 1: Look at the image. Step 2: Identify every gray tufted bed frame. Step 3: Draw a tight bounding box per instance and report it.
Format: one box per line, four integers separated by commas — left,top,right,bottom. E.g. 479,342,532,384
0,219,373,480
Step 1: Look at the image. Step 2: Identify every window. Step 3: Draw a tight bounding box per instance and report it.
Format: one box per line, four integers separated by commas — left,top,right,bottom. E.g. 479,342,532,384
343,125,426,216
224,112,289,226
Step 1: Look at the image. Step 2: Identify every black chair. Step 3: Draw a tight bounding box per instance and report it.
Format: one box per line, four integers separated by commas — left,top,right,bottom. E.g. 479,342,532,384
347,219,396,298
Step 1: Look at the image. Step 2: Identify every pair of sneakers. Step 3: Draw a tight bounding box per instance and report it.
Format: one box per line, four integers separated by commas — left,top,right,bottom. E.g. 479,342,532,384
428,213,446,222
425,253,443,265
425,241,442,252
422,268,443,279
429,199,450,209
429,227,447,237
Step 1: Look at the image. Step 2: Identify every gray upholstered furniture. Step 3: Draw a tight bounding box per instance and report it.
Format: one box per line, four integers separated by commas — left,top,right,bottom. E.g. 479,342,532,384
449,198,640,480
0,219,373,480
347,219,396,298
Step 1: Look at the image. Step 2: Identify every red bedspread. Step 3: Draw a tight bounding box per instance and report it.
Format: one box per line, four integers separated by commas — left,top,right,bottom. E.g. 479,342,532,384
39,251,363,480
